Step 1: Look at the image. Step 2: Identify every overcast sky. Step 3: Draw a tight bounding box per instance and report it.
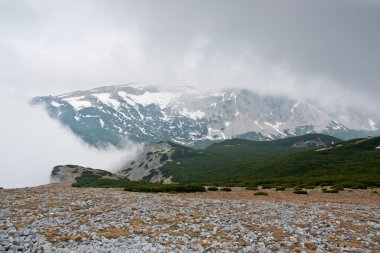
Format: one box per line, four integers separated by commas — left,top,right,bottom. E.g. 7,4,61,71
1,0,380,187
0,0,379,110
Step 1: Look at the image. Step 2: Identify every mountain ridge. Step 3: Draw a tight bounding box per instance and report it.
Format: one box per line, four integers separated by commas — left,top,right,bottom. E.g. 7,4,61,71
33,84,380,148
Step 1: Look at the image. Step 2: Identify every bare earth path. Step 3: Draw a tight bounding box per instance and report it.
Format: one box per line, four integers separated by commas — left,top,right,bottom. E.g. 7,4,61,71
1,183,380,252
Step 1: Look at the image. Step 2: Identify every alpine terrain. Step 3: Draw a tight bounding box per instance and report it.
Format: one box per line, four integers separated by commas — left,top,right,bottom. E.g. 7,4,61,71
50,134,380,188
33,85,380,148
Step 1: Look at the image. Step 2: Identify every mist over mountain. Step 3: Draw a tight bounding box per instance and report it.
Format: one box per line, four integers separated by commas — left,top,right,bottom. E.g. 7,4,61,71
34,85,380,148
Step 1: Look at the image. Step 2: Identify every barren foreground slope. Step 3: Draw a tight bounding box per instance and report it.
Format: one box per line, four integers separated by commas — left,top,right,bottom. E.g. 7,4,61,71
1,183,380,252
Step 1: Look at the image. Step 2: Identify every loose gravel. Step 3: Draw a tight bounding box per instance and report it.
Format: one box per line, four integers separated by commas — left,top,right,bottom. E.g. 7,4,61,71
1,183,379,252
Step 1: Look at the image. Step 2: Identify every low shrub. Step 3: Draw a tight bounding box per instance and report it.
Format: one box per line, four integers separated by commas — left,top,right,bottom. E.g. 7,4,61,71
246,186,259,191
220,187,231,192
275,186,286,191
124,184,206,193
207,186,219,191
332,185,344,191
160,153,169,163
51,166,61,175
351,183,368,189
293,189,308,194
322,188,339,193
254,191,268,196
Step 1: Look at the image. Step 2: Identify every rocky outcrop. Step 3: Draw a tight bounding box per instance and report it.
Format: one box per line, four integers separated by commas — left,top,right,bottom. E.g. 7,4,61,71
50,165,116,183
116,142,175,183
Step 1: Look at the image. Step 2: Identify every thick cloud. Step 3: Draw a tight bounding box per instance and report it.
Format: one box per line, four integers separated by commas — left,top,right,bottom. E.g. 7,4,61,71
0,0,379,109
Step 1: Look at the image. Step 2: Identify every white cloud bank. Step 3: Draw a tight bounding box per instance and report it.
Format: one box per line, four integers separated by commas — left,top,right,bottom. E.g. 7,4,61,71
0,90,141,188
0,0,379,112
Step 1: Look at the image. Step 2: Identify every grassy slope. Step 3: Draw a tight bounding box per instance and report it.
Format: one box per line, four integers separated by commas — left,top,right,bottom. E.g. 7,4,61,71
72,134,380,189
159,135,380,186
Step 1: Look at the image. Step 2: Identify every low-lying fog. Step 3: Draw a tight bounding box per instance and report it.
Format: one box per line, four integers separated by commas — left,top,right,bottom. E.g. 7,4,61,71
0,91,141,189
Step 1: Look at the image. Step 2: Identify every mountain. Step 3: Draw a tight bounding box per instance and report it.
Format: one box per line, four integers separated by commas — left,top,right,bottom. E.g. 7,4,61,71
33,84,380,148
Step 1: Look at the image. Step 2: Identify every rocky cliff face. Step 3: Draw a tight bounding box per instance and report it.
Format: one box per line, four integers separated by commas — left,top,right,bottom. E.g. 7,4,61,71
33,85,380,148
117,142,175,183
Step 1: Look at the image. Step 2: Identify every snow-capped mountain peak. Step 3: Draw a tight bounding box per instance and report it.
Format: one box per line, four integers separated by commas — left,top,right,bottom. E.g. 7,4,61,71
33,84,380,147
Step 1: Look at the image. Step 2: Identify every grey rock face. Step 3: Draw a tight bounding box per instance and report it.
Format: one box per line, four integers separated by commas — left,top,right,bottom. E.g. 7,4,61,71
117,142,175,182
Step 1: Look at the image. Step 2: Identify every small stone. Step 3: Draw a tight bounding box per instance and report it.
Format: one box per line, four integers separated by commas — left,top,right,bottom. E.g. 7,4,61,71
21,228,30,236
204,246,214,252
195,244,204,251
304,242,317,250
9,245,18,252
13,236,21,246
6,227,17,235
0,209,11,218
92,235,101,241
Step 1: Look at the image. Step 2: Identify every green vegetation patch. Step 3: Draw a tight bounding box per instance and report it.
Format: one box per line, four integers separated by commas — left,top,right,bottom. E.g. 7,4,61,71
124,184,206,193
51,166,61,175
72,172,205,193
158,135,380,188
322,188,339,193
160,153,169,163
72,135,380,193
254,191,268,196
142,169,159,182
293,189,308,194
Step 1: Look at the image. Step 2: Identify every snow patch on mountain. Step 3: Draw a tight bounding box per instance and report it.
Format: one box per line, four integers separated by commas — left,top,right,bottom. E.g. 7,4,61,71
180,108,205,120
264,122,285,136
290,101,301,113
61,96,92,110
51,101,61,107
92,93,121,109
128,91,179,109
99,119,105,128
